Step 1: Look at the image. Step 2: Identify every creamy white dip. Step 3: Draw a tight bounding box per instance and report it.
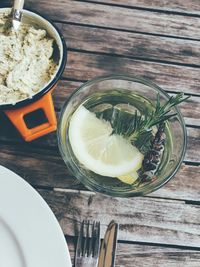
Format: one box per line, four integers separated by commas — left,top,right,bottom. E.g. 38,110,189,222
0,11,58,105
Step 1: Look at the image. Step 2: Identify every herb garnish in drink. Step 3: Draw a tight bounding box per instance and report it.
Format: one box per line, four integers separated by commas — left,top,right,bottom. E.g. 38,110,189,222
68,91,189,185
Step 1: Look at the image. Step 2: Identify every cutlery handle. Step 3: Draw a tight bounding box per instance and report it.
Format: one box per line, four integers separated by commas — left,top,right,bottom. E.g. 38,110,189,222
13,0,25,11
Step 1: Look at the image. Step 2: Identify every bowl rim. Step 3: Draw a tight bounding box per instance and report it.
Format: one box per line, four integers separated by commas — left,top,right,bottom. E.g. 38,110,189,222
57,74,187,197
0,7,67,110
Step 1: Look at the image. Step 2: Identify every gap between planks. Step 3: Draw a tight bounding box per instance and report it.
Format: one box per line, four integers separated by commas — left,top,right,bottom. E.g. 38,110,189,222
53,187,200,206
77,0,200,16
2,0,200,18
55,22,200,67
1,1,200,40
66,236,200,267
0,140,199,202
53,20,200,42
19,0,200,39
75,0,200,17
62,51,200,95
0,118,199,163
38,188,200,248
67,48,200,69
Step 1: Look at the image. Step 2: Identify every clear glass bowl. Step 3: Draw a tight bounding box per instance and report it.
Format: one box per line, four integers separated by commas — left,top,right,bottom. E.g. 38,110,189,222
57,74,187,197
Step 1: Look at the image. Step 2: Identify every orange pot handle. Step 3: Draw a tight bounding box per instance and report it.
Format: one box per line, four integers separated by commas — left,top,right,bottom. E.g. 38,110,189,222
4,91,57,142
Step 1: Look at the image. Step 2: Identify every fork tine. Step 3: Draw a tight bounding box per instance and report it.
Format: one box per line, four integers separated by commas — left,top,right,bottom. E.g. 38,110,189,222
84,220,90,257
82,220,88,257
75,220,100,267
88,220,95,257
76,220,84,257
93,221,100,258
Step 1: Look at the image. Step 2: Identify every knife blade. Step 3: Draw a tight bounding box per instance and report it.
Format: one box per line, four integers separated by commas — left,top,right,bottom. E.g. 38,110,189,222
12,0,25,30
98,221,118,267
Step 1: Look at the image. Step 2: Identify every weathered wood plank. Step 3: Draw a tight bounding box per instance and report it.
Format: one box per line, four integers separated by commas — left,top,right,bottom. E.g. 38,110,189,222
0,142,199,201
64,51,200,95
66,237,200,267
185,127,200,163
38,189,200,247
0,143,79,189
53,80,82,109
150,164,200,201
177,96,200,126
2,0,199,39
0,109,199,163
82,0,200,15
57,23,200,66
115,245,200,267
2,0,200,16
30,1,200,39
0,0,199,255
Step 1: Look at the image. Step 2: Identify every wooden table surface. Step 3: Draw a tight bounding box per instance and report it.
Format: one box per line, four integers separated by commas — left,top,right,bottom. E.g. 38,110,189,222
1,0,200,266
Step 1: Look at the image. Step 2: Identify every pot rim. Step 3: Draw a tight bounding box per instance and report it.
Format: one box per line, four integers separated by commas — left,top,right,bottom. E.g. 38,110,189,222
0,7,67,110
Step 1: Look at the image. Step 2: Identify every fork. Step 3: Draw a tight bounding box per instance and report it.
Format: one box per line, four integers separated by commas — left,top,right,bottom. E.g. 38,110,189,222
75,220,100,267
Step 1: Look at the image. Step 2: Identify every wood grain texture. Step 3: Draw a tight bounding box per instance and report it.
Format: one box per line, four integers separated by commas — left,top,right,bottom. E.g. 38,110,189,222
0,141,199,201
81,0,200,15
53,80,82,109
0,1,199,262
66,236,200,267
2,0,200,16
0,143,80,189
9,0,200,39
150,164,200,201
176,96,200,126
0,110,199,163
38,189,200,247
115,246,200,267
57,23,200,66
64,51,200,95
116,246,200,267
185,127,200,163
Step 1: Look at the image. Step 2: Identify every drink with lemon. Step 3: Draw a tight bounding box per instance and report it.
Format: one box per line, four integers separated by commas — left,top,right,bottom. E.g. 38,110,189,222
58,75,188,197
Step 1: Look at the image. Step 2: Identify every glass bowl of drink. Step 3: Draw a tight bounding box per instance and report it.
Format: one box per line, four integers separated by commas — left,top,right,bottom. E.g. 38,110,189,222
57,74,187,197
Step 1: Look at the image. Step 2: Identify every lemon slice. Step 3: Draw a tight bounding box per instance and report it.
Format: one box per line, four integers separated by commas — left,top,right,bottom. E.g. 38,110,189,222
69,105,144,178
118,171,139,184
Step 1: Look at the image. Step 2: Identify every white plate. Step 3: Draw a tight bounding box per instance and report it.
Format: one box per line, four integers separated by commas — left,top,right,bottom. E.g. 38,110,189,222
0,165,72,267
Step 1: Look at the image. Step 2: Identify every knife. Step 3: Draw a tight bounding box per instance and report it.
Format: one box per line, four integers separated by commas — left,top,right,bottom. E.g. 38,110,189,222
12,0,25,30
98,221,118,267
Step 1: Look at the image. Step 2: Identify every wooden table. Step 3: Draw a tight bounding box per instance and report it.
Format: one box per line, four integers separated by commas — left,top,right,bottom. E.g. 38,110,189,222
1,0,200,266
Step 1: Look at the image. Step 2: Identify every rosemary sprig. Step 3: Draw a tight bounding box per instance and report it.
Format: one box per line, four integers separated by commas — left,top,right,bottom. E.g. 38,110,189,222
134,131,153,154
111,93,189,148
